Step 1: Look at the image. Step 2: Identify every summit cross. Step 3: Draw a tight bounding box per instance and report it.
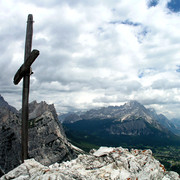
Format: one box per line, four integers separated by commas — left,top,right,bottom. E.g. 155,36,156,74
13,14,40,162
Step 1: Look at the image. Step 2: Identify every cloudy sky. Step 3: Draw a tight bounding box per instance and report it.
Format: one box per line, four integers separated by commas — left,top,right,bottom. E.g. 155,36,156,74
1,0,180,119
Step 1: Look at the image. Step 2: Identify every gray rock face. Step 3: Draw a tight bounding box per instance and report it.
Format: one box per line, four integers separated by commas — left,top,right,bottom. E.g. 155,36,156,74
0,96,77,177
0,95,18,114
61,100,160,124
28,101,77,165
1,147,179,180
0,107,21,177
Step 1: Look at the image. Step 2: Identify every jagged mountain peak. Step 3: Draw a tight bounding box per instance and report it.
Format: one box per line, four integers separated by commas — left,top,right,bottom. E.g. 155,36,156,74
29,100,55,113
79,100,156,124
61,100,178,136
28,100,57,120
61,100,155,123
124,100,142,107
123,100,148,113
0,94,18,114
0,94,8,106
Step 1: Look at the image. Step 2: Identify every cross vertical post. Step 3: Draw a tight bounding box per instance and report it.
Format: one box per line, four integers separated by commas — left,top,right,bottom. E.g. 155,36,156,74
13,14,39,163
22,14,33,162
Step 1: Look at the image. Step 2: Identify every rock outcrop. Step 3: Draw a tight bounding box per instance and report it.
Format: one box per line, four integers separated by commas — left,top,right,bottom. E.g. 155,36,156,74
1,146,179,180
0,95,18,114
28,101,77,165
0,106,21,177
0,96,78,177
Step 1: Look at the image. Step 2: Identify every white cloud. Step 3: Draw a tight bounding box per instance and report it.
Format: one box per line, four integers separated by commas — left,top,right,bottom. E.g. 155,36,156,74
1,0,180,119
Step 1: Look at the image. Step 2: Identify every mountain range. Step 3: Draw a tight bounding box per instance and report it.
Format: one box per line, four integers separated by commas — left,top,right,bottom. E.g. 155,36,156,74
60,100,180,148
0,95,180,178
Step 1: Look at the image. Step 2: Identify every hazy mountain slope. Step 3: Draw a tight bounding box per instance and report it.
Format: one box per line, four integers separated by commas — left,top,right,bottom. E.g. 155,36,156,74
172,118,180,127
156,114,180,136
171,118,180,136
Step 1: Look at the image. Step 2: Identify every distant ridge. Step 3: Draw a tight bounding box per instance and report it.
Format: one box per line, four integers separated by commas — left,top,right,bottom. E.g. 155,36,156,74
61,100,179,136
62,100,180,148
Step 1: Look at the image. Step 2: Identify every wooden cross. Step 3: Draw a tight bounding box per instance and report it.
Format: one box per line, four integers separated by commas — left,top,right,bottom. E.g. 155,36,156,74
13,14,40,162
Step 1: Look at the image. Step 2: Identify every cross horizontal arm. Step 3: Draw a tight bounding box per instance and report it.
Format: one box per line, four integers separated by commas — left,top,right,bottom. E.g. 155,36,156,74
14,49,39,85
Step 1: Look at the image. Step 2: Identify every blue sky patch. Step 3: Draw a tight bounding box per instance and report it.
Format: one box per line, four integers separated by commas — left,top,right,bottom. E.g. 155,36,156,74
137,27,150,43
147,0,159,8
121,20,140,26
109,20,141,27
138,72,144,78
138,68,156,78
176,65,180,72
167,0,180,13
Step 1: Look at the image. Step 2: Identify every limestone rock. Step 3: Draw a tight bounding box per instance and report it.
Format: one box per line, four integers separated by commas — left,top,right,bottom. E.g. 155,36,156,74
1,147,179,180
28,101,77,165
0,106,21,177
0,95,18,114
0,96,77,177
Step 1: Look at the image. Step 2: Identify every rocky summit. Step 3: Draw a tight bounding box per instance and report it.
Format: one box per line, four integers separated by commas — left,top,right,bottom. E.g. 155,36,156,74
1,146,179,180
28,101,77,165
0,95,78,177
0,95,18,114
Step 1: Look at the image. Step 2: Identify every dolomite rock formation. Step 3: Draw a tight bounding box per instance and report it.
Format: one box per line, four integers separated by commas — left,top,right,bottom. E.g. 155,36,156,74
1,147,179,180
61,100,176,137
0,97,78,177
28,101,77,165
0,105,21,177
